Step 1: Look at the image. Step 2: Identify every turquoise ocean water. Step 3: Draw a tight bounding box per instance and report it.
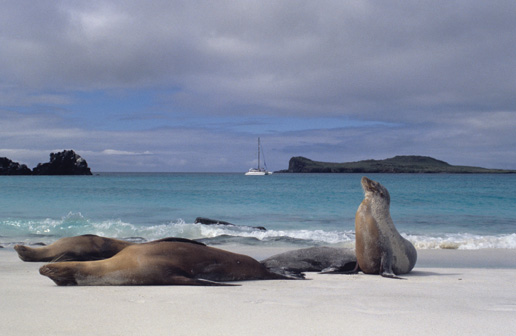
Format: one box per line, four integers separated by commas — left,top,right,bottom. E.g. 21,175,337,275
1,173,515,249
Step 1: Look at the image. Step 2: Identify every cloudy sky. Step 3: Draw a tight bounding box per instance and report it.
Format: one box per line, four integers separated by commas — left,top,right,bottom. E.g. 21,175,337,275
1,0,515,172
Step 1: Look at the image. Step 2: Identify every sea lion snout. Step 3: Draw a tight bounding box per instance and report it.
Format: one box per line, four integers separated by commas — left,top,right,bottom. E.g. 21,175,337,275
361,176,377,192
361,176,372,185
361,176,390,201
39,265,52,276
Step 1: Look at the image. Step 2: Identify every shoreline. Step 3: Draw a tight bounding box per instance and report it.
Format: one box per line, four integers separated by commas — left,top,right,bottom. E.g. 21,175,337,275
222,245,516,269
2,247,516,335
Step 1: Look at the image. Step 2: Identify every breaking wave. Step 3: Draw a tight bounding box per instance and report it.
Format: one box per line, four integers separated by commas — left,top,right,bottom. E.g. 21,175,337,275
1,212,516,250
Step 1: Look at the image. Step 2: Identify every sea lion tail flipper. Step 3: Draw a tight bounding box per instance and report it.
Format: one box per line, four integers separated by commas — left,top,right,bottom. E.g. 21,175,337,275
14,245,33,261
39,263,79,286
170,276,239,286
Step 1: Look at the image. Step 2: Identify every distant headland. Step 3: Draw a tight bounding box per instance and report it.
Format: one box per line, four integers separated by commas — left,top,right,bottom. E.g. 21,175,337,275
0,150,92,175
276,156,516,174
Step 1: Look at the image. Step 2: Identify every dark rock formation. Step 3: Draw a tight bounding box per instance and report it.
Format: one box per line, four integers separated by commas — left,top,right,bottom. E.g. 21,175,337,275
195,217,267,231
277,156,516,174
32,150,92,175
0,150,93,175
0,157,32,175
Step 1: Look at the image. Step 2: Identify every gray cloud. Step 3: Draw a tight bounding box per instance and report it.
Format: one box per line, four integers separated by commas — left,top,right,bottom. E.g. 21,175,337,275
1,1,515,171
2,2,514,111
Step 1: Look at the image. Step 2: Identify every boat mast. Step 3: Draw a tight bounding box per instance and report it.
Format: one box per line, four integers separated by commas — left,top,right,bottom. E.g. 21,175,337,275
257,137,261,170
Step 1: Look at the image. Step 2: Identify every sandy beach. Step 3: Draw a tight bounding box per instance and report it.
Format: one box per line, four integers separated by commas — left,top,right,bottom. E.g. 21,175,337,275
2,247,516,336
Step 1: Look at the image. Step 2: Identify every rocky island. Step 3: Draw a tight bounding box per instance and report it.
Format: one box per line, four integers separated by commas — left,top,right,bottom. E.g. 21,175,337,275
276,156,516,174
0,150,92,175
0,158,32,175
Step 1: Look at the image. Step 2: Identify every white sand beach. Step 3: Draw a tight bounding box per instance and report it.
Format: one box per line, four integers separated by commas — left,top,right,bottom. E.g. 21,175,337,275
1,247,516,336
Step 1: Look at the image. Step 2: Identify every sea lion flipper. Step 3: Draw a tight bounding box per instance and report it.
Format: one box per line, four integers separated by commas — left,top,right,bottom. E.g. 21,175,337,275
379,252,406,279
170,276,239,286
380,251,394,276
320,261,359,274
263,267,306,279
380,273,406,280
14,245,33,261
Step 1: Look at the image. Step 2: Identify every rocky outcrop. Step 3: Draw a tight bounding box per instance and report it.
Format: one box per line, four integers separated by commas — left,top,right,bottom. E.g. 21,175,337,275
1,150,92,175
32,150,92,175
0,157,32,175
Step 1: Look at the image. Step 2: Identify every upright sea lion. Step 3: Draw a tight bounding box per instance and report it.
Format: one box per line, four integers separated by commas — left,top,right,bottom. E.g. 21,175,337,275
354,177,417,277
14,234,134,262
39,238,301,286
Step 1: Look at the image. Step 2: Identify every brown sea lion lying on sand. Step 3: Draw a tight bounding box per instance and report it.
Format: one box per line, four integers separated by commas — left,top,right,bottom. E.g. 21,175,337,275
39,238,301,286
14,235,134,262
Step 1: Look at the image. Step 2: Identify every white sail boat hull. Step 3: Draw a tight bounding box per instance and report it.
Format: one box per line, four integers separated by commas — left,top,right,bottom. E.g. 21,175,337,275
245,169,272,176
245,137,272,176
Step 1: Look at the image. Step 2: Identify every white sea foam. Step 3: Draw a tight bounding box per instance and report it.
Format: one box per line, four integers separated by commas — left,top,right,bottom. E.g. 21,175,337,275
405,233,516,250
2,215,516,249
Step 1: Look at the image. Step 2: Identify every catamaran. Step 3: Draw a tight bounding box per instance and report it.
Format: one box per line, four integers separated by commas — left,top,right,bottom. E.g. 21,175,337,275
245,137,272,175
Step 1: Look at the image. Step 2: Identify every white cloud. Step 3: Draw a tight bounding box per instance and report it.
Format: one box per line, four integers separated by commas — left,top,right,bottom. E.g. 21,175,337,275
101,149,153,156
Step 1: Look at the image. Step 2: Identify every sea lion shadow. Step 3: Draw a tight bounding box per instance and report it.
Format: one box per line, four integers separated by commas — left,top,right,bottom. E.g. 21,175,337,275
405,270,461,277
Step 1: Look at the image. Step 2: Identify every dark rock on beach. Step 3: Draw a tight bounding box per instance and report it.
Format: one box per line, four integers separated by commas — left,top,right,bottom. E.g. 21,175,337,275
195,217,267,231
261,246,357,273
32,150,92,175
0,157,32,175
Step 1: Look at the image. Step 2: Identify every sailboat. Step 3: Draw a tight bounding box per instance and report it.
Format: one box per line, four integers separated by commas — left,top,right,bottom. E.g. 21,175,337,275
245,137,272,175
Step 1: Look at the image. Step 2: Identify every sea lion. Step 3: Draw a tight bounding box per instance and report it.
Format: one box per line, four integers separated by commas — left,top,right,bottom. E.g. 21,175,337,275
261,246,356,274
39,238,301,286
354,177,417,278
14,234,134,262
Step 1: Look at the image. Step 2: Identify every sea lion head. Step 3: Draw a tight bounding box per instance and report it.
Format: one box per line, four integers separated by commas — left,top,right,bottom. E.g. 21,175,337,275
361,176,390,205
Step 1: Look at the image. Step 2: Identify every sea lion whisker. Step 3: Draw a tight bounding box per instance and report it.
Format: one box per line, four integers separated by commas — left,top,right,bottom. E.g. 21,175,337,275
51,253,67,263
